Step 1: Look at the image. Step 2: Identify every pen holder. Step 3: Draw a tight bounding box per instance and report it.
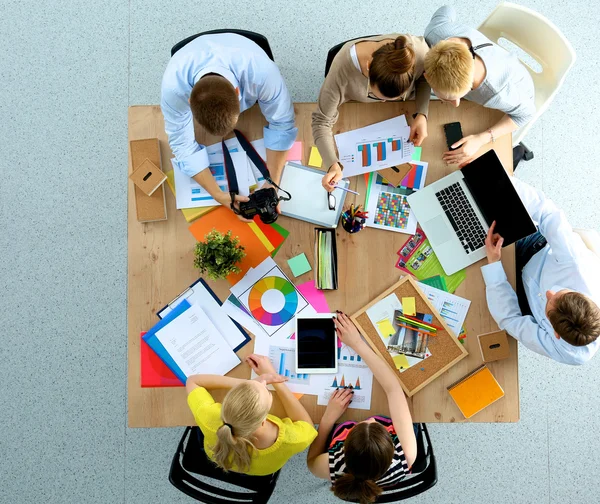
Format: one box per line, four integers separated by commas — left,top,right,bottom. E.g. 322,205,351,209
341,214,366,234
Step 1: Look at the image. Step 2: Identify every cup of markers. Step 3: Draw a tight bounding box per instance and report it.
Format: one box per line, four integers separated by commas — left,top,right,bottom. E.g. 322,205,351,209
341,204,368,234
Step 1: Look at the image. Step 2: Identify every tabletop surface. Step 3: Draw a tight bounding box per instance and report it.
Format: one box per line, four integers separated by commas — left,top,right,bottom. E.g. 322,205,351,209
127,100,518,427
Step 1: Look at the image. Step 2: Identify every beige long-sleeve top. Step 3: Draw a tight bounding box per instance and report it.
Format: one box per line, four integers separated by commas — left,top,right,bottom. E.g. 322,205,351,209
312,34,430,170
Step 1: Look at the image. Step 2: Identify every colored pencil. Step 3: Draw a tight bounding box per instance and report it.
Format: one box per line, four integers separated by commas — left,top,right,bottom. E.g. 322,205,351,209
400,314,444,331
396,322,437,337
395,315,438,332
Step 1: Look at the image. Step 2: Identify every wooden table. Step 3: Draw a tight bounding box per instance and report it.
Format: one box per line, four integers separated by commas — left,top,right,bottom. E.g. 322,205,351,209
128,101,518,427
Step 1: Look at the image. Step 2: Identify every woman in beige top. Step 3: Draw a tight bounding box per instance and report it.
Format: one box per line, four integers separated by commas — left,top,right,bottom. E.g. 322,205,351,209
313,34,430,191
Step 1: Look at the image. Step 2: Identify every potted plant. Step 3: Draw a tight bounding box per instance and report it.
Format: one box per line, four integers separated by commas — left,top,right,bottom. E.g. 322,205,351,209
194,229,246,280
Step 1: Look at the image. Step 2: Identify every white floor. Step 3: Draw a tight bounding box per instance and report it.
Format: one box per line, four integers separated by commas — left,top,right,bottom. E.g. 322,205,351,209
2,1,599,503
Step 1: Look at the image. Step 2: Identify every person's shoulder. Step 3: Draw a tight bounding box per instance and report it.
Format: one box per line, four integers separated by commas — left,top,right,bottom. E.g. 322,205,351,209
187,387,217,409
277,417,318,443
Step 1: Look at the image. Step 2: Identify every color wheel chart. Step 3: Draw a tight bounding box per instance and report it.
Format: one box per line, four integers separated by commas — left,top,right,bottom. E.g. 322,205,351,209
248,276,298,326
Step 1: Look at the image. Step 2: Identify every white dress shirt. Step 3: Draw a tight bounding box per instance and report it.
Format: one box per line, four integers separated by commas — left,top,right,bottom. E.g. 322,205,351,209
161,33,297,177
481,178,600,365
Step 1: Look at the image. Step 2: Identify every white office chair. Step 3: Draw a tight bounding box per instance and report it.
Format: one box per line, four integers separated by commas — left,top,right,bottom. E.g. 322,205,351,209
478,2,577,148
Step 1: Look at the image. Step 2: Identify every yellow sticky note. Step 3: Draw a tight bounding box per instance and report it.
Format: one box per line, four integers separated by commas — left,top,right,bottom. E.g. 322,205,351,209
377,319,396,338
308,146,323,168
393,354,410,371
402,297,416,316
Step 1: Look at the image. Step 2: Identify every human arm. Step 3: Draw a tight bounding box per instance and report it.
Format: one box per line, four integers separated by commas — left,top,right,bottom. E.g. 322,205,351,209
442,114,517,167
246,354,313,424
185,374,246,395
160,80,210,178
424,5,457,45
335,313,417,466
306,388,353,479
191,170,252,221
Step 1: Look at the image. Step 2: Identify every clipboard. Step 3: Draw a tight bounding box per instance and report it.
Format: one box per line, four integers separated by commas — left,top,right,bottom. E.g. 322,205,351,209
158,278,251,352
279,162,348,228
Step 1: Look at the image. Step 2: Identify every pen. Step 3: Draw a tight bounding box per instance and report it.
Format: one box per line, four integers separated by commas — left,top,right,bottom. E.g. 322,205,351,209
396,315,438,332
333,185,360,196
401,314,444,331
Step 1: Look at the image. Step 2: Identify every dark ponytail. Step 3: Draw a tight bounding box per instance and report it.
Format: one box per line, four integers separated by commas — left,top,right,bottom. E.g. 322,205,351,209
369,35,416,98
330,422,394,504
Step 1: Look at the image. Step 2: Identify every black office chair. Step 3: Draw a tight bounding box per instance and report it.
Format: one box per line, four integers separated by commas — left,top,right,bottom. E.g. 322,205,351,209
169,427,281,504
338,423,437,503
171,29,274,60
324,35,380,77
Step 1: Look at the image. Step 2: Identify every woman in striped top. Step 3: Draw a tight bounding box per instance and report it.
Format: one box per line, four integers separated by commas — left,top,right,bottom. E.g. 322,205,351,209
307,313,417,503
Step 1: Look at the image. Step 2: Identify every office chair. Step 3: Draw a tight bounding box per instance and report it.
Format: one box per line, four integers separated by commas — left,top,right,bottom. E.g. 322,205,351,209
324,35,380,77
478,2,576,163
171,29,274,60
336,423,437,503
169,426,281,504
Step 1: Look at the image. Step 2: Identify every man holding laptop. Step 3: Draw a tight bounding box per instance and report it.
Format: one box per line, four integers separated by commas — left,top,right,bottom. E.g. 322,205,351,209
482,179,600,365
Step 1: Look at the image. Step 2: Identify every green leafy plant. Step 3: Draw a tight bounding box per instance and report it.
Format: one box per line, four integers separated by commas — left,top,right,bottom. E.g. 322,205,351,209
193,229,246,280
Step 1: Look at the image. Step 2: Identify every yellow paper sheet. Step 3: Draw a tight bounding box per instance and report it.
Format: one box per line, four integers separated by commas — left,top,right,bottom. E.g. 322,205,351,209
393,354,410,370
376,319,396,338
402,297,416,316
308,146,323,168
248,222,275,252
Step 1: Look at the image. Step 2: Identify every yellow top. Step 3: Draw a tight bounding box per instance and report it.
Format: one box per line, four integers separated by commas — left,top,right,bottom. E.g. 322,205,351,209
187,387,318,476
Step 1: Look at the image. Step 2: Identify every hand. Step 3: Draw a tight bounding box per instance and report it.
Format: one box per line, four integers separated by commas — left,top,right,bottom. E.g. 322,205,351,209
322,387,354,424
261,181,281,215
485,220,504,263
246,354,277,375
409,114,428,147
216,191,252,222
322,163,343,193
334,312,362,349
253,373,288,385
442,133,486,167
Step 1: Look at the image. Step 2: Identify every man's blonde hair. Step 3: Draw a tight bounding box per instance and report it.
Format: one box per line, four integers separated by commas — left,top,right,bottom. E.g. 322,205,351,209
424,40,474,98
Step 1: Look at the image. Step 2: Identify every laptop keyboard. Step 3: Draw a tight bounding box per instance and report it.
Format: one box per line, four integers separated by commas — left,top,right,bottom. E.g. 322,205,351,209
435,183,487,254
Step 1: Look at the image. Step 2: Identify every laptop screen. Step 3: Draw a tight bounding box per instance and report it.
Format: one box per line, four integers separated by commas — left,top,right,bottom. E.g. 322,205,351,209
461,150,536,246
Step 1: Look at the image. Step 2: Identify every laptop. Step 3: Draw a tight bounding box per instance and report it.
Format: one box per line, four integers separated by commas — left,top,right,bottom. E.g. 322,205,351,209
406,149,535,275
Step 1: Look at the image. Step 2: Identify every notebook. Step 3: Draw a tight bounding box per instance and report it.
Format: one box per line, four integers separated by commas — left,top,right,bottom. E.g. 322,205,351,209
447,365,504,419
279,162,348,227
129,138,167,222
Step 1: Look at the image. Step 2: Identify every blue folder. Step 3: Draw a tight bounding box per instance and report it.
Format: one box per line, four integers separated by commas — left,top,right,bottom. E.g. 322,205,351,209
142,300,192,384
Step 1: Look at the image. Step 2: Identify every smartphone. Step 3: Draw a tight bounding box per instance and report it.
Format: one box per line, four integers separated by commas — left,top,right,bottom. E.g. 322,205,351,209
444,122,463,151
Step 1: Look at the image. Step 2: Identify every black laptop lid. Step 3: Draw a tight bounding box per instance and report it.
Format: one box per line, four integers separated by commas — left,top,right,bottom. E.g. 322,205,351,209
461,150,536,246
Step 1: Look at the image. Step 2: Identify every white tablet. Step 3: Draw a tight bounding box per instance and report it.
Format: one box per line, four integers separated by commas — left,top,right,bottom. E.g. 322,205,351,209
295,313,338,374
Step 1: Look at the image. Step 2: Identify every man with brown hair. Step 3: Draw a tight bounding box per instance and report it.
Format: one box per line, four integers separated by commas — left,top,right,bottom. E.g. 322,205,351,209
481,178,600,364
161,33,297,219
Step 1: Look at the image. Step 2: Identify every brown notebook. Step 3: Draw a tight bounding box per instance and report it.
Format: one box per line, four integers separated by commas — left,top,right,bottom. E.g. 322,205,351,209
377,163,412,187
130,139,167,222
478,330,510,363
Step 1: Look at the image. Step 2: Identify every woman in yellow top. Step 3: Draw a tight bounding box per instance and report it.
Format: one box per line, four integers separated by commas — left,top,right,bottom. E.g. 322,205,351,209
313,34,431,192
186,353,318,476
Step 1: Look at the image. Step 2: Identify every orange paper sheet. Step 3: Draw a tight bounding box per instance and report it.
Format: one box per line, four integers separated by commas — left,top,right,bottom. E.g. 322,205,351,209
188,207,271,285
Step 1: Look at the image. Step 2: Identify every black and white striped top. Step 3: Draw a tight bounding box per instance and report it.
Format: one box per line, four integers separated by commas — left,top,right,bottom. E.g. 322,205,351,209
328,416,409,490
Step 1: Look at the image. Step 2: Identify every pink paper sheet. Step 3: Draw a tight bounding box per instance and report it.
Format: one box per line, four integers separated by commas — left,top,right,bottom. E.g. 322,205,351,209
296,281,342,347
286,141,303,162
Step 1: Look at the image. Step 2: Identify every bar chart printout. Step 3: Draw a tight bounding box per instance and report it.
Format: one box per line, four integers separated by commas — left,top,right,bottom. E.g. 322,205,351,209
373,141,386,161
269,345,310,384
338,346,362,362
358,143,371,167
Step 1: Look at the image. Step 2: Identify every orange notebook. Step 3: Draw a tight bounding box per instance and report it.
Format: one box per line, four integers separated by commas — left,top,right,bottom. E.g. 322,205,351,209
447,365,504,419
188,207,271,285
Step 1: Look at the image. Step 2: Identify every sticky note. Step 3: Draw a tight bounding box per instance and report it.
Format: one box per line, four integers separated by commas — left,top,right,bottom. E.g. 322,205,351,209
376,319,396,338
308,146,323,168
286,141,303,162
411,146,422,161
402,297,416,316
393,354,410,370
287,253,312,277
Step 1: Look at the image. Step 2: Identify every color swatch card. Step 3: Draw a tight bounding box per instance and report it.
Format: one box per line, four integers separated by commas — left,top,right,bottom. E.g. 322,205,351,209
334,116,414,177
230,257,315,338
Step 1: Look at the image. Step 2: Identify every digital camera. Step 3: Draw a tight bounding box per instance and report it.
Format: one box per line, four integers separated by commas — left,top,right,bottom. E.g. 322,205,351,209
238,187,280,224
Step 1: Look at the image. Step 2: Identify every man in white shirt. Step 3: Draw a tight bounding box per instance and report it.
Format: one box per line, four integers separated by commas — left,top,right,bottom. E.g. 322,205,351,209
482,178,600,365
161,33,297,220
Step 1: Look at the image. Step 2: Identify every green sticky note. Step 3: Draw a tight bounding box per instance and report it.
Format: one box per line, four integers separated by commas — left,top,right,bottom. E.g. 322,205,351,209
412,147,422,161
402,297,416,316
393,354,410,370
287,253,312,277
376,319,396,338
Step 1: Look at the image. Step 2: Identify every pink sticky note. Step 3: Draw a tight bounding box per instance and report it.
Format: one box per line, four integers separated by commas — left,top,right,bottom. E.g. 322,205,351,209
296,281,342,347
286,141,303,162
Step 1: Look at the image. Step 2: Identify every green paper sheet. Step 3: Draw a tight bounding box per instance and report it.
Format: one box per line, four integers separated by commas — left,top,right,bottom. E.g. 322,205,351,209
412,146,422,161
287,253,312,277
270,222,290,257
420,275,448,292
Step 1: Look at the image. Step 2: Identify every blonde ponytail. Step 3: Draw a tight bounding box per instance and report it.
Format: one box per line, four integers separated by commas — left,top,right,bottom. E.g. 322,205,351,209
211,382,270,472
